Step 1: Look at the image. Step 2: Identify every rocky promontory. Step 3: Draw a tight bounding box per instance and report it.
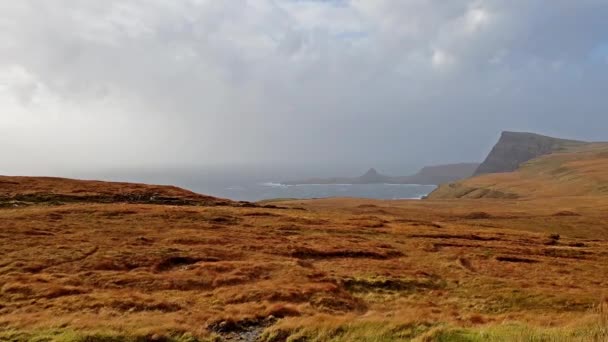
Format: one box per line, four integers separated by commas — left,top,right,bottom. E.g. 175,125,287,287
474,131,586,175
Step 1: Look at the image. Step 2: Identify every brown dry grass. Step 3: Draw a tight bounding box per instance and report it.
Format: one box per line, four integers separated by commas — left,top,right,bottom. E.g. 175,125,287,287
0,176,230,206
430,142,608,199
1,177,608,340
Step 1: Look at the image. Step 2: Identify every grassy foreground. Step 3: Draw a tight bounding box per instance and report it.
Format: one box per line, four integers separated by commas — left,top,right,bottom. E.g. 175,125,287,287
1,176,608,341
2,316,607,342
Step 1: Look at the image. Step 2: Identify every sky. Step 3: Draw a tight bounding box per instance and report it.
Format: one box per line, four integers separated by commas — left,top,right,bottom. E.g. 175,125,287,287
1,0,608,175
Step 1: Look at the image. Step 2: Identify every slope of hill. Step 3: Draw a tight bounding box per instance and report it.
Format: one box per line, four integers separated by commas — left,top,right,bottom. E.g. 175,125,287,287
429,142,608,199
283,163,479,186
0,176,231,206
474,131,586,176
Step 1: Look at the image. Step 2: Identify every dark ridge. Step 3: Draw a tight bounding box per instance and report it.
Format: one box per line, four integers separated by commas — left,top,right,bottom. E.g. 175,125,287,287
496,256,539,263
474,131,586,176
289,247,403,260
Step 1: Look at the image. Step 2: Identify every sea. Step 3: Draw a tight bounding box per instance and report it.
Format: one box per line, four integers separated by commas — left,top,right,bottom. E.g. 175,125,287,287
58,165,437,202
210,182,436,202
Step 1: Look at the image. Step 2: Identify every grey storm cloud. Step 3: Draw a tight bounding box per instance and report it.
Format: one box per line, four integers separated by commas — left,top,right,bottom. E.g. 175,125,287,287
1,0,607,173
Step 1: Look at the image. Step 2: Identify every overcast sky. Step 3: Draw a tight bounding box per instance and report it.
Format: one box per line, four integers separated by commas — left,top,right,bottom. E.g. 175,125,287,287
1,0,608,175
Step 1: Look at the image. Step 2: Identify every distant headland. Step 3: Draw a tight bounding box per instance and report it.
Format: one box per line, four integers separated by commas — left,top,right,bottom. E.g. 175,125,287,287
282,163,480,186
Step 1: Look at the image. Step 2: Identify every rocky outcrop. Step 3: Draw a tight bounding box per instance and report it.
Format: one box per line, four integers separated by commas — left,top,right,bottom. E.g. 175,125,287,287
358,168,387,183
474,131,586,175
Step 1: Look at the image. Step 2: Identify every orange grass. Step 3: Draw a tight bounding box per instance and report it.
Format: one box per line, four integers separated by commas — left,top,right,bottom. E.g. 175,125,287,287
1,176,608,340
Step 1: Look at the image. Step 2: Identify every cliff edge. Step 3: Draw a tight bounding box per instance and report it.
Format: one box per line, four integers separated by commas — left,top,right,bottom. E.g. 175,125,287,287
428,138,608,199
474,131,586,176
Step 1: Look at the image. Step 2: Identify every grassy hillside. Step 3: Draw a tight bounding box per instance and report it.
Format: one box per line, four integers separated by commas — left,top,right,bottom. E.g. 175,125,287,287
0,176,230,206
1,178,608,340
429,143,608,199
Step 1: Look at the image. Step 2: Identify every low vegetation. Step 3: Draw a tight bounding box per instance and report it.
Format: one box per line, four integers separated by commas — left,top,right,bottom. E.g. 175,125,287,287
1,176,608,340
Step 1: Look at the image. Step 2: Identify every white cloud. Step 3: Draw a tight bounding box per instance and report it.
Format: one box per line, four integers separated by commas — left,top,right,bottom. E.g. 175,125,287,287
0,0,607,173
431,49,455,68
464,7,489,33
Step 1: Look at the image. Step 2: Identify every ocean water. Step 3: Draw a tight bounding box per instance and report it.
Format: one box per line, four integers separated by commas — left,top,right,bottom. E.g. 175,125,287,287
214,182,437,202
71,166,437,202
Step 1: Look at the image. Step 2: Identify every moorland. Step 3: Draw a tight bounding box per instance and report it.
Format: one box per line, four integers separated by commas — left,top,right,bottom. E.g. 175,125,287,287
1,133,608,341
